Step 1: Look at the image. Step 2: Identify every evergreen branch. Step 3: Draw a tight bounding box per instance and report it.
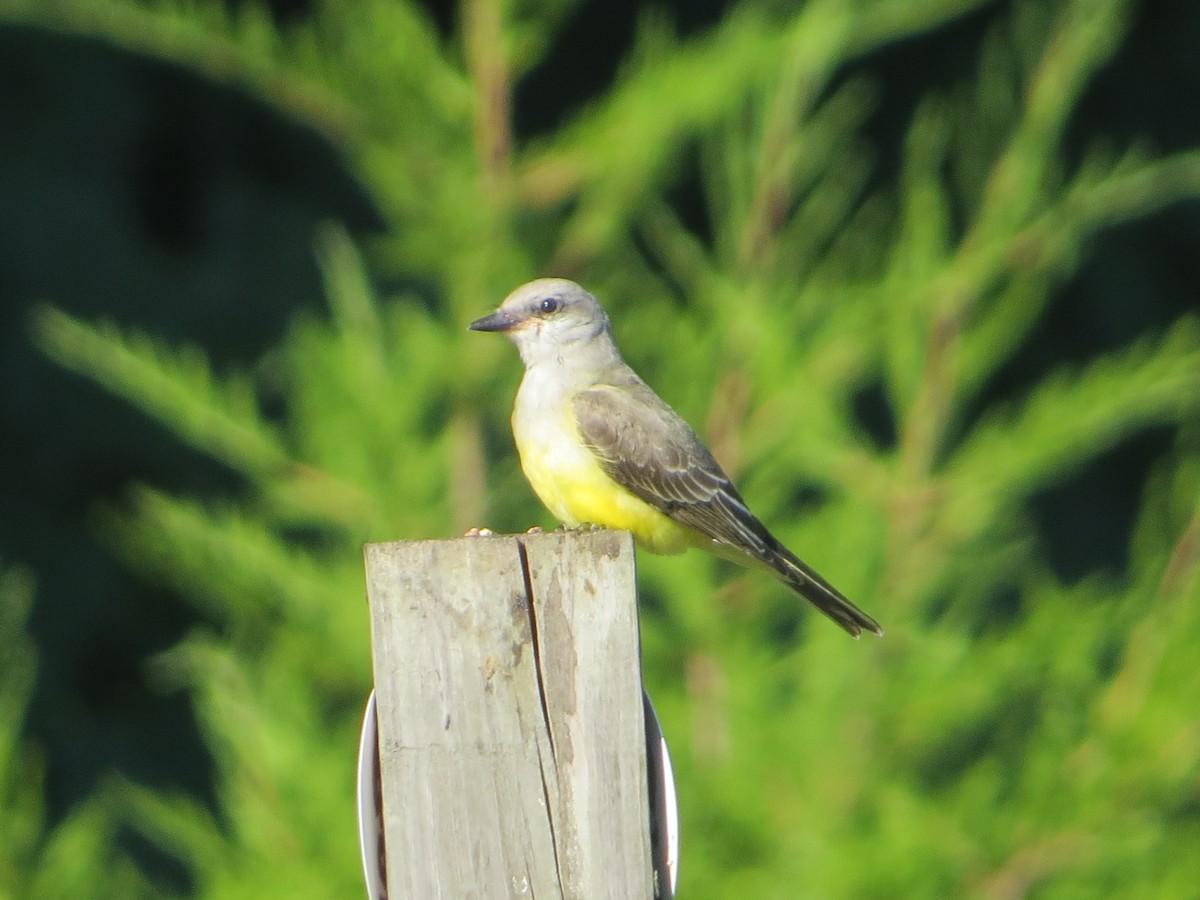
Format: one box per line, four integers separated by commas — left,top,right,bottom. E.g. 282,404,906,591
0,0,364,142
101,486,374,679
733,17,864,271
736,79,876,275
882,316,1200,607
637,200,722,297
847,0,1001,55
527,9,783,269
125,635,367,899
155,635,366,893
0,0,495,298
0,566,37,869
955,149,1200,403
314,224,384,343
463,0,514,193
769,131,876,287
111,780,224,887
969,0,1130,244
883,144,1200,438
523,0,993,205
889,147,1200,476
879,98,955,423
1038,149,1200,246
891,0,1133,477
1158,492,1200,600
154,639,307,860
102,487,347,634
0,0,474,159
0,565,35,712
953,271,1054,413
0,569,166,898
942,317,1200,542
24,795,164,900
30,308,291,479
518,9,779,205
527,0,994,269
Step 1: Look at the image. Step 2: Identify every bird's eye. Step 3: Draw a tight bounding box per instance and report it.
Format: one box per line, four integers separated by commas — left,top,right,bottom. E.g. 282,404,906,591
539,296,560,314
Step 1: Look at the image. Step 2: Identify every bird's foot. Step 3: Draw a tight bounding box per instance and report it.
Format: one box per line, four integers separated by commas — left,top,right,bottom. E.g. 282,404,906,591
524,526,545,535
463,526,494,537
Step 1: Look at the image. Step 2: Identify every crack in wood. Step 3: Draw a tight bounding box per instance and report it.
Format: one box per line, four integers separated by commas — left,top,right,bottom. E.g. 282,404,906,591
517,536,565,895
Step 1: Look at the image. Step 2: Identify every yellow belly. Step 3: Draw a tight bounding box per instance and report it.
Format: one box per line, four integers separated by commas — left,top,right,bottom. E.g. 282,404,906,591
514,403,690,555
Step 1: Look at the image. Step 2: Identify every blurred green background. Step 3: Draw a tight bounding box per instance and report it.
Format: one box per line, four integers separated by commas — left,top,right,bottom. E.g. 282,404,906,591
2,0,1199,897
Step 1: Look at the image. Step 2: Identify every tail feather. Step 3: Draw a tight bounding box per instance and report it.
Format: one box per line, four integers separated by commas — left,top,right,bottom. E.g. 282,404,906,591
766,543,882,639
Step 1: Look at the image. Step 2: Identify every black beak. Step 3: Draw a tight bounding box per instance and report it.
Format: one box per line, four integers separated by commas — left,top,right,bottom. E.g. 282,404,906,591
468,309,517,332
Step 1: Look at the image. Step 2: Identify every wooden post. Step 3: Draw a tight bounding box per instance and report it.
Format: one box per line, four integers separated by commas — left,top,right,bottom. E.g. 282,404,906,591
364,529,654,899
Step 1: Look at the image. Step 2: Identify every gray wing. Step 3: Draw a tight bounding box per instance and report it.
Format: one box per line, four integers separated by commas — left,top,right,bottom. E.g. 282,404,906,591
572,378,774,559
574,377,883,638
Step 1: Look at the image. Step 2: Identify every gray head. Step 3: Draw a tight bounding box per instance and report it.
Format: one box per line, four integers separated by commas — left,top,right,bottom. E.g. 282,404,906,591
469,278,615,368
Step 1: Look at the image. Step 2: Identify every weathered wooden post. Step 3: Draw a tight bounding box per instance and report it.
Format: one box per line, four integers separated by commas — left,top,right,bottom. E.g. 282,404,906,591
363,528,655,899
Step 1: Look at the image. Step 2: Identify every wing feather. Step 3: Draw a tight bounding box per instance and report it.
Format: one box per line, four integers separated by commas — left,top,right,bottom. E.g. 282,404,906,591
573,377,882,637
573,380,772,559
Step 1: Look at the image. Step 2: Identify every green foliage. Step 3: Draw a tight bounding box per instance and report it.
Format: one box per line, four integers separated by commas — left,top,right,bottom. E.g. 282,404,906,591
11,0,1200,897
0,566,160,900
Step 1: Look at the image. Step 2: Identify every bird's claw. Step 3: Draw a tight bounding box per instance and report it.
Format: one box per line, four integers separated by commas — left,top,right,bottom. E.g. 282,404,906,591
525,526,545,534
464,526,494,537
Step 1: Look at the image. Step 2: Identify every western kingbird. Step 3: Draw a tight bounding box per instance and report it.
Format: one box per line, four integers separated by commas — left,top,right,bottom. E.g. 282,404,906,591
469,279,882,638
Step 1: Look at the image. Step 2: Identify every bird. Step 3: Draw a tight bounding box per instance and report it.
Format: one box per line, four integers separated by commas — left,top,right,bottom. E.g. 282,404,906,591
469,278,882,639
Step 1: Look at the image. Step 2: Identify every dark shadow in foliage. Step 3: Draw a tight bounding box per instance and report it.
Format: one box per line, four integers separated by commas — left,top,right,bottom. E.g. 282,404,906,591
0,22,380,828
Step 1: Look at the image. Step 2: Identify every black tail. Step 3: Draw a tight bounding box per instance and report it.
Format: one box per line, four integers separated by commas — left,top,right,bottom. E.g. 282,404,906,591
765,541,882,639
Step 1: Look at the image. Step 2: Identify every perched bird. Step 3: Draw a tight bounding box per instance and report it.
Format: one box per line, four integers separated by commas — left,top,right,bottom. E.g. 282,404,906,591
469,279,881,638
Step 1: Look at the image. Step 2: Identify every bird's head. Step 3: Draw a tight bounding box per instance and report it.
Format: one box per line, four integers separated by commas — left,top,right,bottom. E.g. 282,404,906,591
469,279,612,367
